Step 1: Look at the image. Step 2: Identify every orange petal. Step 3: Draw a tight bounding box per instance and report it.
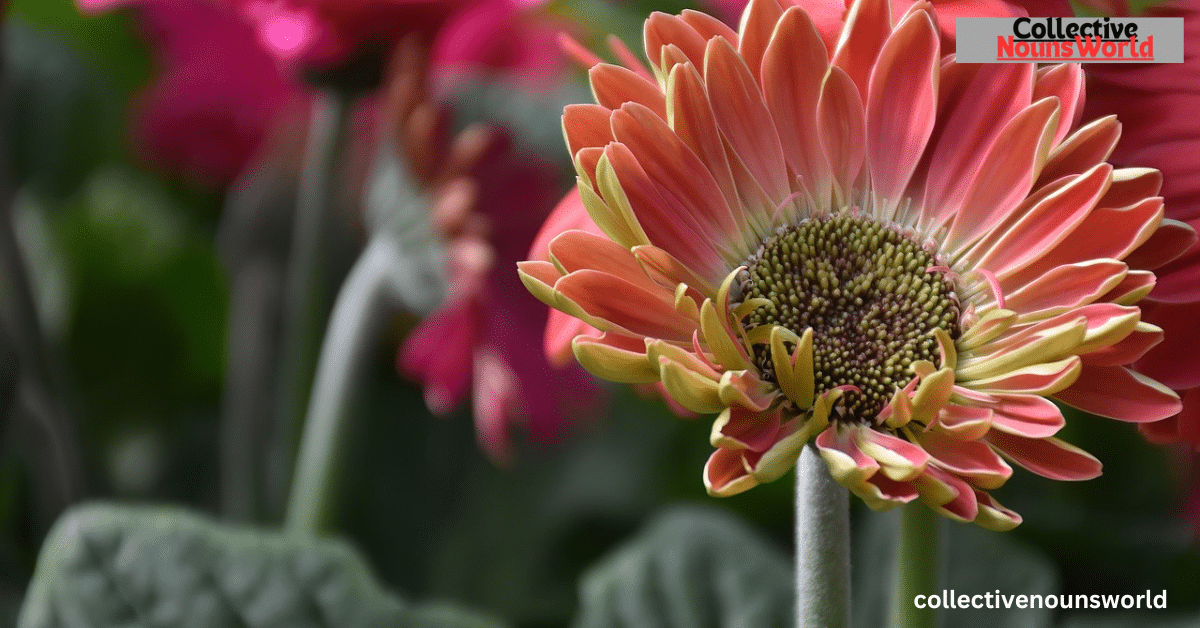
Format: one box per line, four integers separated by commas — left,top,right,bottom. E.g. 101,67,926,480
703,36,792,203
589,63,667,118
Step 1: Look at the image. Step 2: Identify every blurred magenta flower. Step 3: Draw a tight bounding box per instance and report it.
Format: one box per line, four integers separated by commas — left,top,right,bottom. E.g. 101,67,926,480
431,0,567,85
1083,0,1200,449
228,0,471,71
78,0,310,187
384,43,599,463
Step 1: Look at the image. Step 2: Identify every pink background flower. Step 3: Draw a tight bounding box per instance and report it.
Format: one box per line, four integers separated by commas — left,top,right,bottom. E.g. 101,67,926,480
229,0,471,69
401,148,600,462
79,0,310,187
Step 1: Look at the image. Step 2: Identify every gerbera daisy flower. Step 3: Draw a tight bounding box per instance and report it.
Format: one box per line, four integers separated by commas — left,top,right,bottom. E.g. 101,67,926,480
518,0,1190,529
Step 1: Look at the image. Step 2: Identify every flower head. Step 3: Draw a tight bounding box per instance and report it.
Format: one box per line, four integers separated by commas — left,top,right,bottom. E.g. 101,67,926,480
519,0,1189,529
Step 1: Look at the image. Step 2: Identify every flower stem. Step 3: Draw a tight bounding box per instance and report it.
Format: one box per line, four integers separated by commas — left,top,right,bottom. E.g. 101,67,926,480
1,198,85,525
796,443,851,628
273,90,354,517
890,503,942,628
284,236,405,535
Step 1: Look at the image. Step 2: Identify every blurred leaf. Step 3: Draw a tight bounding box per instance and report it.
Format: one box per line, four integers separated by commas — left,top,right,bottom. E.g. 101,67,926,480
44,168,227,499
853,507,1060,628
18,502,507,628
571,505,794,628
4,20,122,199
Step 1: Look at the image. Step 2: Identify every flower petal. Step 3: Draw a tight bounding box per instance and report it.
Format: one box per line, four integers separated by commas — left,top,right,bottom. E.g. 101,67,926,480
1054,363,1181,422
986,432,1102,481
865,7,939,214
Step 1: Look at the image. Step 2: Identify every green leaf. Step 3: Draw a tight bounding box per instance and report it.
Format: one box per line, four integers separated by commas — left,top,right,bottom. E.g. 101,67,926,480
571,505,794,628
18,503,507,628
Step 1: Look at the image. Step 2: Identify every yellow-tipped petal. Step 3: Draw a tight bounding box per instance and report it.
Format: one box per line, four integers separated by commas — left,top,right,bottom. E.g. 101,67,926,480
594,153,652,249
674,283,701,321
933,328,957,371
516,261,562,308
572,336,658,383
701,299,752,370
578,176,643,251
733,297,772,321
909,367,955,424
956,319,1086,381
771,326,814,408
659,357,725,413
957,309,1018,352
717,370,775,411
752,416,828,483
855,430,928,482
883,387,913,429
1075,308,1141,355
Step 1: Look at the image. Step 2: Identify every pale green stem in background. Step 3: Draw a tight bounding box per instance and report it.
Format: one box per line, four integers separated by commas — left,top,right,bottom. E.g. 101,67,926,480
272,90,354,517
889,503,942,628
796,443,851,628
284,235,406,535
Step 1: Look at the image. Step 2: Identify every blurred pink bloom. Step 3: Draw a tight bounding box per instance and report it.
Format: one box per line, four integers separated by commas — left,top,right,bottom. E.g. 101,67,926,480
400,151,601,462
431,0,567,84
228,0,471,70
1084,0,1200,449
386,44,598,462
78,0,310,187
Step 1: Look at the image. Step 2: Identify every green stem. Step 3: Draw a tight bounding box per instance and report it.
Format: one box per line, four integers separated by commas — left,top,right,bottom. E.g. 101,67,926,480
272,90,354,517
890,503,942,628
796,443,850,628
284,236,405,535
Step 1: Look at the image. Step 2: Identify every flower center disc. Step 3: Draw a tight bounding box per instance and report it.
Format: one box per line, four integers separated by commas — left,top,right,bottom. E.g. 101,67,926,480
736,215,961,421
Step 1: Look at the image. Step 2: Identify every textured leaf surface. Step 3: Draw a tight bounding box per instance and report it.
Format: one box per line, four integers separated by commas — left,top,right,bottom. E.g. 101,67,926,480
18,503,506,628
571,505,794,628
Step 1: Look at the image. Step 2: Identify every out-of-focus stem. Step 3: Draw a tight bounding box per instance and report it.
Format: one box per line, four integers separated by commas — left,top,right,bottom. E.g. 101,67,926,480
0,0,83,532
890,503,941,628
217,161,293,523
284,235,404,535
796,444,851,628
272,91,353,518
0,208,85,523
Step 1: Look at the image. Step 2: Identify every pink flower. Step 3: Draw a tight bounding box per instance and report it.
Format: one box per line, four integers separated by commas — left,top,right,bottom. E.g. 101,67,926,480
78,0,309,187
1084,0,1200,448
387,44,598,462
229,0,471,70
521,0,1188,528
431,0,567,84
